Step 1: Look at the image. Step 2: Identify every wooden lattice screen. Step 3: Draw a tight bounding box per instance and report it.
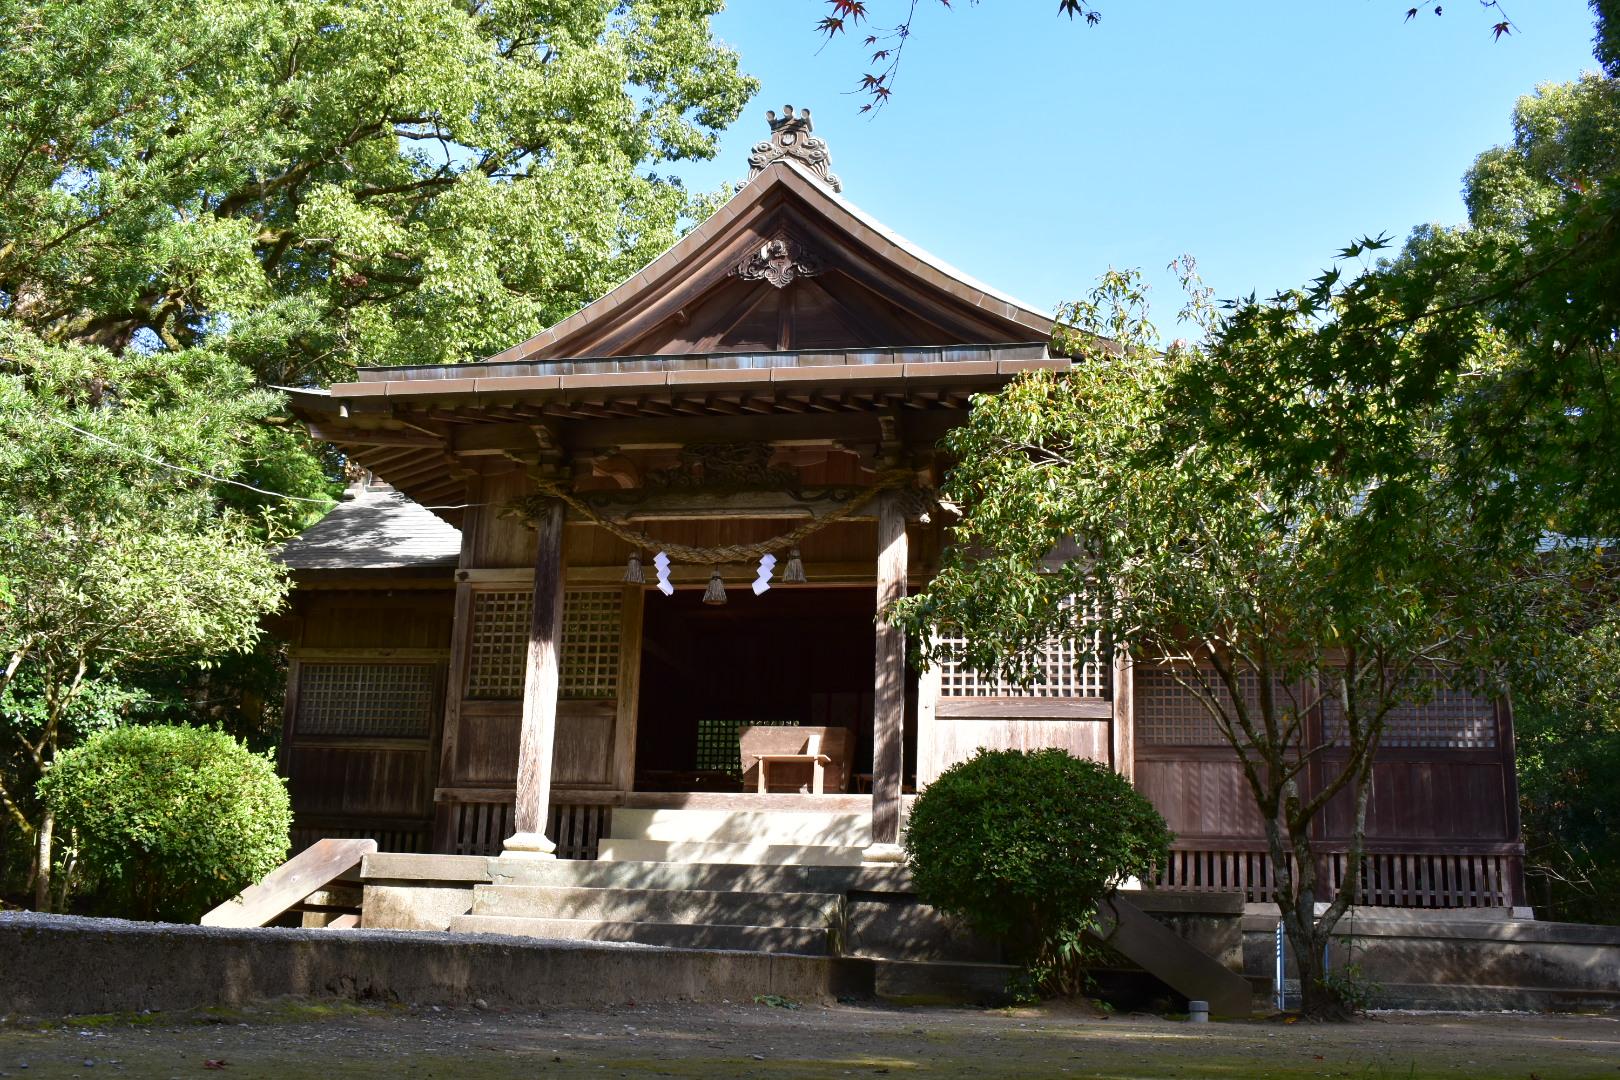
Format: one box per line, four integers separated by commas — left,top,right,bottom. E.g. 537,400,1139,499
466,591,529,699
695,718,797,776
1136,666,1298,746
936,599,1107,698
294,662,437,738
1322,671,1498,749
465,588,622,701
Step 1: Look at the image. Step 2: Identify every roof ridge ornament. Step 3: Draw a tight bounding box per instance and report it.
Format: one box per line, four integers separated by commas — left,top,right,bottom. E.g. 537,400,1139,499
748,105,842,192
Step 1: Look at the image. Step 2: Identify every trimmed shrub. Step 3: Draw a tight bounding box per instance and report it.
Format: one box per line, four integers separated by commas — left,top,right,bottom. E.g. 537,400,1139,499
39,724,291,922
904,748,1173,992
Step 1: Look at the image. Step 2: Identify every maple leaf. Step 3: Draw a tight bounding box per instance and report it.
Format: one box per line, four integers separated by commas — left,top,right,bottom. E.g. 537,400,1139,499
1491,20,1512,40
815,15,844,37
202,1060,228,1070
1405,7,1418,20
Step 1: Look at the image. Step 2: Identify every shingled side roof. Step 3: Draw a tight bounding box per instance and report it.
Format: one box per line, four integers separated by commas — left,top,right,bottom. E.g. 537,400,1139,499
278,483,460,571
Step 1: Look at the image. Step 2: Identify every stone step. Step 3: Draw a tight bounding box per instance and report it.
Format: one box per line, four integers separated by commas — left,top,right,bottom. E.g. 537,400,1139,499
609,808,873,846
448,914,833,955
492,858,912,896
597,838,866,867
471,884,844,928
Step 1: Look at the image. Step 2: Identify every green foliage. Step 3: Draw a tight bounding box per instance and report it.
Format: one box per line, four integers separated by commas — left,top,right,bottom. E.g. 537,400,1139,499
1183,66,1620,546
0,327,293,903
905,748,1172,993
38,724,291,922
0,0,755,384
1318,960,1381,1016
1510,613,1620,924
894,268,1566,1017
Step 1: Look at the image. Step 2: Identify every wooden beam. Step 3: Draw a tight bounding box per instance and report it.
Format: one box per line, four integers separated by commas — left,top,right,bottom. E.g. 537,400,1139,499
307,424,444,448
868,490,909,857
504,499,566,859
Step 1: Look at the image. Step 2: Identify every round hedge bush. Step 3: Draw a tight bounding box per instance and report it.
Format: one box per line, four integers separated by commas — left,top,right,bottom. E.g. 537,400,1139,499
39,724,291,922
905,748,1173,967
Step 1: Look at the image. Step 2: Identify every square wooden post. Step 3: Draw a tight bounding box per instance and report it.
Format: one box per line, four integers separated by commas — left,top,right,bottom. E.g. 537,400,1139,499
504,499,566,859
1111,648,1135,783
865,490,908,864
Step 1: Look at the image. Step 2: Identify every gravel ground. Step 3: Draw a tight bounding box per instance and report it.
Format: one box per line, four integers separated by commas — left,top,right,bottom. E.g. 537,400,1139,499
1,1000,1617,1080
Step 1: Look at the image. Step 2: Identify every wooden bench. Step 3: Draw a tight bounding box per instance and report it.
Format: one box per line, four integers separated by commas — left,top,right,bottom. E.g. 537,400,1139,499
739,725,853,794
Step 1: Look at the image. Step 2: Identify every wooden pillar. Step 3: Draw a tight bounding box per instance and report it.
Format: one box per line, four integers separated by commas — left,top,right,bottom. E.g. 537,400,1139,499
866,491,908,861
1111,649,1135,783
504,499,566,859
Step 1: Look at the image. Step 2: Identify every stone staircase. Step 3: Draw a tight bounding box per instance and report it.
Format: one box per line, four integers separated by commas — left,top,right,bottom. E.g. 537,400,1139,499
448,858,869,955
436,807,1253,1014
595,808,871,866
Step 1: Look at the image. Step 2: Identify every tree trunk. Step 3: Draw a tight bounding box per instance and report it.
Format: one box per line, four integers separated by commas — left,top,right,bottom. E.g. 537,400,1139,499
33,808,54,913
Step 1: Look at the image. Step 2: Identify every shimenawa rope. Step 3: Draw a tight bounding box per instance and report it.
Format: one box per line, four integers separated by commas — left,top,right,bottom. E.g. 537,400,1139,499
510,472,915,563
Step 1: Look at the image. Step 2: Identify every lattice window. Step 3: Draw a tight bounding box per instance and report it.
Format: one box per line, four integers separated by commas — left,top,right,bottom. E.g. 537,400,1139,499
465,588,622,701
936,603,1107,698
1322,671,1497,749
560,589,621,700
695,718,797,776
294,662,436,738
466,590,530,699
1135,666,1293,746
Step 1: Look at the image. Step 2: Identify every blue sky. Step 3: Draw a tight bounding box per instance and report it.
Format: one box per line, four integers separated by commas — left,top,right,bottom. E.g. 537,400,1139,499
669,1,1604,334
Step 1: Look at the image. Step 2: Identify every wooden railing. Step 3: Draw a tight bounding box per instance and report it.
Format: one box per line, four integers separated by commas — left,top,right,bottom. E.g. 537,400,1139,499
1155,843,1523,908
438,792,610,859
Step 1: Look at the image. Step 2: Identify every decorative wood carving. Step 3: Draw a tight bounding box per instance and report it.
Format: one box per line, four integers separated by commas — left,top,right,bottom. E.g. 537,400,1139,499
644,442,798,491
747,105,842,192
735,237,823,289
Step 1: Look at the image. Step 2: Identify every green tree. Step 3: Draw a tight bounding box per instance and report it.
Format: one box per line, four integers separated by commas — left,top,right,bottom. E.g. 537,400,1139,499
895,270,1557,1018
1183,16,1618,545
0,0,754,384
0,327,289,910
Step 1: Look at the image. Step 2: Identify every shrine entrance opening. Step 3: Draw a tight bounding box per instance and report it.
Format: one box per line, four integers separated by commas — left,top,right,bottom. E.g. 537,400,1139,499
632,586,916,795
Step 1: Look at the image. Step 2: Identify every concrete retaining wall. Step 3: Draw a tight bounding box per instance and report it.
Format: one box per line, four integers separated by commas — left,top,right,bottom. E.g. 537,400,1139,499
1241,905,1620,1010
0,912,871,1018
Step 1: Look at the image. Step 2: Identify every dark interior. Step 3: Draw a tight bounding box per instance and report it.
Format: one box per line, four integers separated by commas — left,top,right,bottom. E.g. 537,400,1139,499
633,586,916,792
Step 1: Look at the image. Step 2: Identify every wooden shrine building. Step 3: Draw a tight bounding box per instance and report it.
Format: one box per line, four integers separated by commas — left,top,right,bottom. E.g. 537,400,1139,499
278,108,1525,909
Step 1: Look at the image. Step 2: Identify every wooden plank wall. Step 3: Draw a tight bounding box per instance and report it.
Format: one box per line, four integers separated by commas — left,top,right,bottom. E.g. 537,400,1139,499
282,586,456,853
1135,669,1525,907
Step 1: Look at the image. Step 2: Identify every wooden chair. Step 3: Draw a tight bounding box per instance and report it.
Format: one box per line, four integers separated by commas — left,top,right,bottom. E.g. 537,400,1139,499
739,725,853,794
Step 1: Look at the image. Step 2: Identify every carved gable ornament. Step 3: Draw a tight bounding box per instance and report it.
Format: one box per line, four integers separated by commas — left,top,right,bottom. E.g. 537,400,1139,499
736,237,822,289
747,104,843,192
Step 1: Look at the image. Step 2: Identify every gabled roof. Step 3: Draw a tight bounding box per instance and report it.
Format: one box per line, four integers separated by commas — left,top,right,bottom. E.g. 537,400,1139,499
485,158,1054,360
278,483,460,572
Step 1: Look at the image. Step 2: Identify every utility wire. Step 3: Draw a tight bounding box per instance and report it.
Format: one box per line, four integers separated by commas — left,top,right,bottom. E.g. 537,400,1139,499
44,416,485,511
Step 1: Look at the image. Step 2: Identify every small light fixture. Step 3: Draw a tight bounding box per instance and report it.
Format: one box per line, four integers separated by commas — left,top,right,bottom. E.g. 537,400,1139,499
623,550,645,584
781,546,806,584
702,566,727,605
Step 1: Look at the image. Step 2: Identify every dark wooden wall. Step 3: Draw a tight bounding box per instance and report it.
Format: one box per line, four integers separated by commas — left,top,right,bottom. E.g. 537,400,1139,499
281,583,455,853
1135,667,1524,907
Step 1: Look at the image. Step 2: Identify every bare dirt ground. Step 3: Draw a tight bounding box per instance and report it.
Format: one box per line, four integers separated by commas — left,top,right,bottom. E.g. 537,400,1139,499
0,999,1616,1080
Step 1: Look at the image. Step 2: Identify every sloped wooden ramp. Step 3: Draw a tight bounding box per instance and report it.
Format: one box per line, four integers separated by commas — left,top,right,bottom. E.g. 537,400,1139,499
1093,894,1254,1017
201,838,376,929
